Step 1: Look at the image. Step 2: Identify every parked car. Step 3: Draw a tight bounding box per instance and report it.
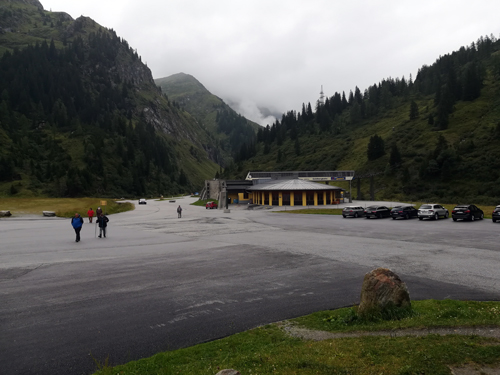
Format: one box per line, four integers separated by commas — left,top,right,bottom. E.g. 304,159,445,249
417,204,448,220
364,206,391,219
391,205,418,220
342,206,365,218
452,205,484,221
206,201,218,209
492,206,500,223
138,198,147,205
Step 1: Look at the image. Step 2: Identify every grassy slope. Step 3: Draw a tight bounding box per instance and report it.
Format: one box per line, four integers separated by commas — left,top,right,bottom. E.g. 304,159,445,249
155,73,260,158
241,64,500,204
0,197,133,217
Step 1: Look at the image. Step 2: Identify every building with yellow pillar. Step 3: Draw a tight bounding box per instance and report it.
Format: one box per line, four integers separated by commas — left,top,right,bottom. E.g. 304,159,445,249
247,179,343,207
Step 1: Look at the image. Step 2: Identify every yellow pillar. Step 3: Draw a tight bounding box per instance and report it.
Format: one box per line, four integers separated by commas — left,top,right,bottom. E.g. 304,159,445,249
314,192,318,206
279,192,283,207
262,192,265,205
269,191,273,206
323,191,327,206
290,192,294,206
330,191,333,204
302,191,306,206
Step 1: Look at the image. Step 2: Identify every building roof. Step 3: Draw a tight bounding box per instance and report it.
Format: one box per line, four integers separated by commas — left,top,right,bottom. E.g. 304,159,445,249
247,179,343,191
246,170,354,181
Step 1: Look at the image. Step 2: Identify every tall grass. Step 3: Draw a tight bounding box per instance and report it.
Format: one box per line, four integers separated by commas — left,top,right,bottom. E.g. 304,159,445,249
0,198,134,218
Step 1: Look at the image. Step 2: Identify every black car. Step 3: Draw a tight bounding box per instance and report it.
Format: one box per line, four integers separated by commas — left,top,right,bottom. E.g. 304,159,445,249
364,205,391,219
391,205,418,220
492,206,500,223
452,205,484,221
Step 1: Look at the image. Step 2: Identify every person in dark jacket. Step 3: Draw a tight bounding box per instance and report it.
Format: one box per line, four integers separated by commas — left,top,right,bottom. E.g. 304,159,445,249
71,213,84,242
96,214,109,238
177,205,182,218
96,206,103,218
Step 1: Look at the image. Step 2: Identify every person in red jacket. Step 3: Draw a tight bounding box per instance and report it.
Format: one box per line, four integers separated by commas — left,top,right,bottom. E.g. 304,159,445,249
87,208,94,223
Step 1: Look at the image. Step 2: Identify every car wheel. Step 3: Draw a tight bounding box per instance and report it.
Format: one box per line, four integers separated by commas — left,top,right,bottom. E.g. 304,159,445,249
480,213,484,220
354,213,358,218
493,219,497,223
471,214,475,221
392,217,396,220
342,215,346,218
405,214,409,220
445,212,449,218
453,218,457,222
434,213,439,220
419,217,423,221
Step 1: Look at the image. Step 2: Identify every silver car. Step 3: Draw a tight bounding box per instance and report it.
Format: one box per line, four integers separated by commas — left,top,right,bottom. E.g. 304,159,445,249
342,206,365,218
418,204,449,220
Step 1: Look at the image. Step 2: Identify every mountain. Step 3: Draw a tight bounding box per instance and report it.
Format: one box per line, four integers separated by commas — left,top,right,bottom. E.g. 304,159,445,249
232,35,500,204
155,73,259,165
0,0,221,197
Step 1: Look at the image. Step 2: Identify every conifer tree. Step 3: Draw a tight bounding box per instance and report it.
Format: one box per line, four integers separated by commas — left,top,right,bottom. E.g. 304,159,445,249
409,100,419,120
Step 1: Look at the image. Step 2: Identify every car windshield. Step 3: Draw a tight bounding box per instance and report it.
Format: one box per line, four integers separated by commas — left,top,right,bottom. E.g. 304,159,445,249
454,206,468,209
366,206,377,210
420,205,432,209
391,207,402,211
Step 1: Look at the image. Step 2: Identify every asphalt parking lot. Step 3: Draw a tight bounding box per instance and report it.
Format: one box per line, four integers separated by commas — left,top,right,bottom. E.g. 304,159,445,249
1,198,499,375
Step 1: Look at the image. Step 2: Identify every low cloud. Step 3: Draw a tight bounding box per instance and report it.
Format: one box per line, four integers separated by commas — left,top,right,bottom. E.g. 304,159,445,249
225,98,277,127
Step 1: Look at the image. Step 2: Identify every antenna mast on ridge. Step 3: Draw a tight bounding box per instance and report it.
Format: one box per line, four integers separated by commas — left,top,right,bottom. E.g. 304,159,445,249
319,85,325,106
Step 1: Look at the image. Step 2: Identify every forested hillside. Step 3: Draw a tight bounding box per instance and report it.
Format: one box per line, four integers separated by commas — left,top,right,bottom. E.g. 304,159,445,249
232,35,500,204
155,73,258,167
0,0,220,197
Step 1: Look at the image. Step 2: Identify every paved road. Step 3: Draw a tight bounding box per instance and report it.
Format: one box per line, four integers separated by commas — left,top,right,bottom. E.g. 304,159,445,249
1,198,499,375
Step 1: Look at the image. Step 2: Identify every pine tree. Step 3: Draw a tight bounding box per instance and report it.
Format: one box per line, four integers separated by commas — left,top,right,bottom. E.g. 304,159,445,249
389,144,402,168
409,100,419,120
367,135,385,160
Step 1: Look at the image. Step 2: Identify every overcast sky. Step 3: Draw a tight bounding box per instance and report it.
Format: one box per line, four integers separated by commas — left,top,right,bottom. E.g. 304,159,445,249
41,0,500,126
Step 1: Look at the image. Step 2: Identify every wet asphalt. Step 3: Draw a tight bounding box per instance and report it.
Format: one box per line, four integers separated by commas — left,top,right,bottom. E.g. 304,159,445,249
1,197,499,375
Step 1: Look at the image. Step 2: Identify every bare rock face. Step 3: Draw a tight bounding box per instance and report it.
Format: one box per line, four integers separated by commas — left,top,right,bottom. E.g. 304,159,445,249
216,370,240,375
358,267,411,317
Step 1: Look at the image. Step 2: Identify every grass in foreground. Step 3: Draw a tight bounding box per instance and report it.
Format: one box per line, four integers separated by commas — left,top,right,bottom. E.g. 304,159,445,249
0,197,134,218
191,199,218,207
92,300,500,375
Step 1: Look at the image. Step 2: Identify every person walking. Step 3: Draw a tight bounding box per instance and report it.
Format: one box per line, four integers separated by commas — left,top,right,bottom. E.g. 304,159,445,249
71,213,84,242
87,207,94,223
177,205,182,218
96,206,103,218
96,214,109,238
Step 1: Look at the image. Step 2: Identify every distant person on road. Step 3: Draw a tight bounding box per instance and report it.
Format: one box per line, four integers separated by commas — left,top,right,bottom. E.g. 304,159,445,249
177,205,182,218
96,214,109,238
96,206,103,218
71,213,84,242
87,208,94,223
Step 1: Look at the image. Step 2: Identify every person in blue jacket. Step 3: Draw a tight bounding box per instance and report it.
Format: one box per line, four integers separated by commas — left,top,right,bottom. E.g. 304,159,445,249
71,213,84,242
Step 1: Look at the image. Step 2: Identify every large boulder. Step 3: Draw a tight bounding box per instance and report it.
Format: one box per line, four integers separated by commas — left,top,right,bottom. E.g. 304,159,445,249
0,210,12,217
216,370,240,375
358,267,411,318
42,211,56,217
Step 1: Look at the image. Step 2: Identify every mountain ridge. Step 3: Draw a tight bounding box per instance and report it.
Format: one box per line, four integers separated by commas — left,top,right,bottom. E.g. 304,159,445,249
0,0,220,197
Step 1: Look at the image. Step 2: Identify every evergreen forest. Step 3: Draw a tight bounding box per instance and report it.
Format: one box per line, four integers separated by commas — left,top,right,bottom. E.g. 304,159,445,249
228,35,500,204
0,1,224,197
